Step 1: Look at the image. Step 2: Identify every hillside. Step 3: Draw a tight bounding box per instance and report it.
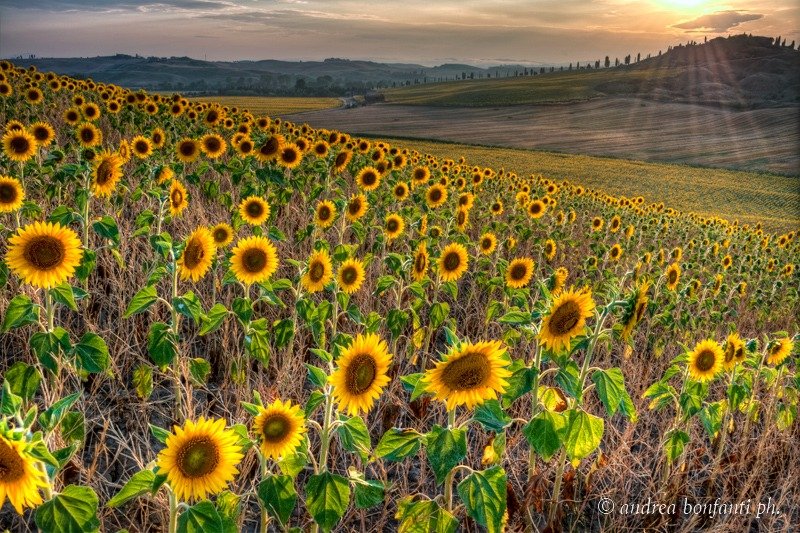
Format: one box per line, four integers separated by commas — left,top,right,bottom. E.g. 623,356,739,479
384,35,800,108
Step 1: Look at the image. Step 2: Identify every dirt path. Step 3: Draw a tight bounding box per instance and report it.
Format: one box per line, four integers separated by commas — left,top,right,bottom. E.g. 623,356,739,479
286,98,799,175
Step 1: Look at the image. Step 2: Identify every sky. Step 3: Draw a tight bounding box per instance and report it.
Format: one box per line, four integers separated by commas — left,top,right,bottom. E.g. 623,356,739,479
0,0,796,66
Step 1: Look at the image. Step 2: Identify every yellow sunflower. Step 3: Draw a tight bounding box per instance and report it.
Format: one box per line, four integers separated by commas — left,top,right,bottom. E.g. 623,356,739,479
278,143,302,169
539,287,595,353
29,122,55,147
490,199,503,216
169,180,189,217
210,223,234,248
176,138,200,163
550,267,568,294
506,257,535,289
177,227,215,282
438,243,469,282
91,150,124,198
6,221,83,289
0,434,49,514
412,243,429,282
384,213,404,240
426,184,447,209
156,417,243,502
687,339,723,382
130,135,153,159
665,263,681,291
230,236,280,285
239,196,271,226
315,200,336,228
2,130,37,162
527,199,546,219
332,149,352,172
200,133,227,159
422,340,511,410
393,182,409,201
609,244,623,262
330,333,392,415
301,249,333,293
337,258,366,294
345,193,368,222
253,399,307,460
479,233,497,255
766,338,793,366
722,333,745,371
355,167,382,191
156,166,175,185
0,175,25,213
76,123,102,148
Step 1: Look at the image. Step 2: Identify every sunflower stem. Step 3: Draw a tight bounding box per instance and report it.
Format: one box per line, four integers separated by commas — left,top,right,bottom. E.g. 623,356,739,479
36,461,54,501
168,490,179,533
170,251,184,419
44,289,55,333
547,447,568,525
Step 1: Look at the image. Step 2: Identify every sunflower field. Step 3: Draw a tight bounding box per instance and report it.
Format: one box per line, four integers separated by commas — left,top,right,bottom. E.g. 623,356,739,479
0,61,798,532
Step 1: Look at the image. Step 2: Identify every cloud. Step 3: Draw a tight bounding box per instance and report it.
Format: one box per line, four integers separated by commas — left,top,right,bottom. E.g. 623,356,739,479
673,11,763,33
0,0,235,12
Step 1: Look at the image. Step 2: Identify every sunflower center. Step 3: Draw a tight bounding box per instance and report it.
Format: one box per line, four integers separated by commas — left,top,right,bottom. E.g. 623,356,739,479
414,252,427,273
23,235,66,270
362,172,376,186
176,437,219,479
262,138,280,157
457,211,466,225
135,140,149,153
481,238,491,250
548,301,581,336
171,189,184,207
429,189,442,202
96,159,114,185
309,260,325,282
180,142,196,156
205,138,221,152
0,183,18,203
213,228,229,243
443,251,461,272
246,201,264,218
242,248,268,273
318,206,331,221
33,127,49,141
10,136,31,154
282,149,297,163
530,203,542,214
510,263,528,280
440,352,490,390
341,266,358,285
668,270,678,284
346,354,377,394
183,239,206,269
0,440,25,482
695,349,716,372
386,219,399,232
724,344,734,363
261,414,290,443
335,153,348,167
80,128,94,143
348,200,361,215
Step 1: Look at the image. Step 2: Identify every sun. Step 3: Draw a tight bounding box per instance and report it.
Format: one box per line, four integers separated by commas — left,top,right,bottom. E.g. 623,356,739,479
658,0,706,9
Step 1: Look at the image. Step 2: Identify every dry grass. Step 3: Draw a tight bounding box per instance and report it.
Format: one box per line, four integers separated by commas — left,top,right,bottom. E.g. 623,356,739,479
187,96,341,117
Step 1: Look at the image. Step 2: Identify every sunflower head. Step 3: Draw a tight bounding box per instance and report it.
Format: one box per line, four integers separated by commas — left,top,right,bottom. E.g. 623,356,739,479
315,200,336,228
0,434,49,514
301,249,333,293
6,221,83,289
211,223,234,248
177,227,215,282
169,180,189,217
337,258,366,294
722,333,745,370
345,193,368,222
356,167,382,191
384,213,404,240
29,122,55,146
2,130,37,162
131,135,153,159
253,400,307,460
412,243,429,282
527,199,546,219
426,184,447,208
230,235,280,286
330,333,392,415
544,239,556,261
278,143,302,169
766,338,793,366
200,133,226,159
239,196,271,226
687,339,724,382
438,243,469,282
539,287,595,353
0,175,25,213
76,123,102,148
479,233,497,255
176,138,200,163
665,263,681,291
91,150,124,198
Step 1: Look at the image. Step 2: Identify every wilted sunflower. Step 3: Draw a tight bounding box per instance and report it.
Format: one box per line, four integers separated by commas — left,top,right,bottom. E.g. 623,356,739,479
2,129,37,162
539,287,595,353
278,143,302,169
544,239,556,261
423,340,511,410
0,176,25,213
337,258,366,294
766,338,793,366
722,333,745,371
0,434,49,514
665,263,681,291
91,150,123,198
253,399,307,460
384,213,404,240
687,339,723,382
506,257,535,289
355,167,381,191
200,133,226,159
479,233,497,255
76,123,102,148
156,417,243,502
239,196,270,226
330,333,392,415
301,249,333,293
345,193,368,222
177,227,215,282
210,223,234,248
620,280,649,341
130,135,153,159
412,243,429,282
426,184,447,209
438,243,469,282
315,200,336,228
169,180,189,217
6,221,83,289
230,236,279,285
29,122,55,146
176,138,200,163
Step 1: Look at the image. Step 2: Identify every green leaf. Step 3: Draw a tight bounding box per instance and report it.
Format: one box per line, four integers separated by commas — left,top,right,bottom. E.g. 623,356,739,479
562,409,604,463
642,381,676,411
386,309,409,340
429,302,450,330
399,373,428,402
349,469,385,509
147,322,177,370
2,294,38,332
592,368,637,421
277,448,309,478
305,390,325,416
664,429,689,464
501,359,535,407
273,318,294,349
189,358,211,386
133,364,154,400
426,425,467,484
374,275,396,296
73,332,110,373
679,380,705,419
305,472,351,532
174,291,204,323
92,215,120,244
698,400,726,438
306,364,328,388
245,318,270,365
376,428,423,462
232,297,253,323
50,283,78,311
124,286,158,318
199,303,229,335
5,361,41,401
457,466,507,533
523,410,566,461
498,310,531,325
61,411,85,443
30,327,71,374
107,470,156,508
336,415,371,462
1,380,22,416
258,474,297,526
149,424,170,444
396,497,458,533
472,400,511,432
177,500,224,533
39,392,81,433
35,485,100,533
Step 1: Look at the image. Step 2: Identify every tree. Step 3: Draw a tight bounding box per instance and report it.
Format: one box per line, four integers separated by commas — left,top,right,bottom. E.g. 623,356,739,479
595,60,600,69
615,57,620,66
604,56,610,68
636,52,641,62
624,54,631,65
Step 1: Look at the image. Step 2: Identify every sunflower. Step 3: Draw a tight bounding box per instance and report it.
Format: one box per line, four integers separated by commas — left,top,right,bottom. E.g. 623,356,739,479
337,258,366,294
82,102,100,120
609,244,623,261
2,130,37,162
253,400,307,460
6,221,83,289
91,150,124,198
330,333,392,415
591,217,604,231
506,257,535,289
479,233,497,255
766,338,793,366
393,182,409,201
230,236,280,285
544,239,556,261
550,267,568,294
176,138,200,163
687,339,723,382
345,193,368,222
63,108,81,125
76,123,102,148
0,176,25,213
200,133,226,159
239,196,271,226
117,139,132,163
721,254,732,270
278,143,302,169
384,213,404,240
29,122,55,146
422,340,511,410
169,180,189,217
332,149,352,172
426,184,447,209
412,243,429,282
210,223,234,248
620,280,649,341
722,333,745,371
355,167,382,191
438,243,469,282
539,287,595,353
177,227,215,282
157,166,175,185
312,140,329,158
527,199,546,219
455,207,469,232
301,249,333,293
490,200,504,216
411,165,430,186
130,135,153,159
0,434,49,514
156,417,243,502
315,200,336,228
665,263,681,291
151,127,166,148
